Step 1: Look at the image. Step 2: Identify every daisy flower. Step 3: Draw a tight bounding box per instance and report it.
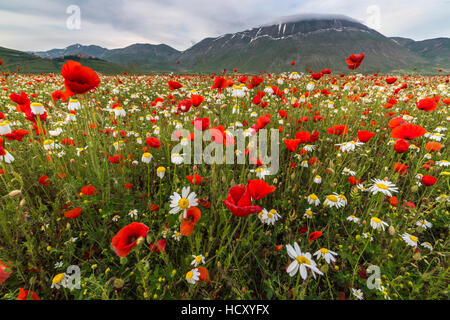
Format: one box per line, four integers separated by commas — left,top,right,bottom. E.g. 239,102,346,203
347,215,360,223
370,217,389,231
324,193,346,209
352,288,364,300
258,208,281,225
307,193,320,206
172,231,182,241
304,207,315,219
313,248,338,264
402,233,418,247
285,242,323,279
191,255,205,267
313,175,322,184
421,242,433,250
416,219,432,229
186,268,200,284
169,186,198,216
368,179,399,197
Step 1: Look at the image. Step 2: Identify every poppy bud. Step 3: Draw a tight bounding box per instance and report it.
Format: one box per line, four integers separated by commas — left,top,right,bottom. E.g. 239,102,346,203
6,190,21,198
388,226,395,235
113,278,124,289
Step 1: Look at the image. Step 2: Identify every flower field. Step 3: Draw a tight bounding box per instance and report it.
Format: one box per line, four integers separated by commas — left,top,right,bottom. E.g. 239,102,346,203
0,60,449,300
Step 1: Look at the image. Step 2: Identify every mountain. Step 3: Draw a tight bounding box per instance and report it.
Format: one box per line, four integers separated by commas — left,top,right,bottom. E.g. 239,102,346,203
13,14,450,74
391,37,450,69
0,46,125,74
30,43,109,59
177,14,432,73
102,43,181,72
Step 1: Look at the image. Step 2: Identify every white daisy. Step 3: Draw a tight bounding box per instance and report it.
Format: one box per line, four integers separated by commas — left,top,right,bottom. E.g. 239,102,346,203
313,248,338,264
169,186,198,216
285,242,323,279
368,179,399,197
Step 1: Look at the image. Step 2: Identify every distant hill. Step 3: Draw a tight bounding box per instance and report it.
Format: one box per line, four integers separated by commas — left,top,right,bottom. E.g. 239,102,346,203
391,37,450,70
16,14,450,74
1,46,125,74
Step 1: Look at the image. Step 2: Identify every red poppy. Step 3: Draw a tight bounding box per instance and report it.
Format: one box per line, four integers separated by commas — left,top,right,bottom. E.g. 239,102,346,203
190,94,204,107
311,72,323,80
145,137,161,149
357,130,375,142
322,68,331,74
223,184,262,217
124,183,133,189
0,260,12,285
150,239,166,254
284,139,300,152
38,174,50,186
80,185,98,196
387,196,398,207
192,117,209,131
393,162,408,175
180,207,202,236
345,53,365,70
422,175,437,186
4,129,30,141
385,77,397,84
328,125,348,135
197,267,209,281
247,179,276,200
177,99,192,113
64,207,82,219
388,117,406,128
112,222,149,257
391,124,426,140
416,97,437,112
291,61,295,65
394,139,409,153
108,155,120,164
308,231,322,243
61,60,100,95
168,80,182,90
186,174,204,185
425,141,443,152
16,288,40,300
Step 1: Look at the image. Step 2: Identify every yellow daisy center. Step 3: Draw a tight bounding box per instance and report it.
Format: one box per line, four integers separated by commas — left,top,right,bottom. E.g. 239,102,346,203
195,256,202,263
178,198,189,209
52,273,65,284
327,195,338,202
376,183,388,190
296,256,310,265
186,271,193,280
320,248,329,254
409,235,418,242
310,194,318,200
372,217,381,224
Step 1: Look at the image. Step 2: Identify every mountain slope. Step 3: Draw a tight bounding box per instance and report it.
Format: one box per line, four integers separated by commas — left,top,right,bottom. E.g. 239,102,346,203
391,37,450,69
178,15,431,73
0,46,125,74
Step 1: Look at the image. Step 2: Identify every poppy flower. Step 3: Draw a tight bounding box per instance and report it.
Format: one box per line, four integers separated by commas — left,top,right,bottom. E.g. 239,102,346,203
322,68,331,74
308,231,322,242
61,60,100,95
393,162,408,175
394,139,409,153
311,72,323,80
197,267,209,281
291,61,296,65
150,239,166,254
64,207,82,219
422,175,437,186
192,117,209,131
124,183,133,189
385,77,397,84
190,94,204,107
145,137,161,149
388,117,406,129
112,222,149,257
186,174,204,185
425,141,442,152
177,99,192,113
387,196,398,207
345,53,365,70
0,260,12,285
180,207,202,236
16,288,40,300
391,124,426,140
223,184,261,217
4,129,30,141
247,179,276,200
284,139,301,152
80,185,98,196
38,174,50,186
357,130,375,142
416,97,437,112
168,80,182,90
108,155,121,164
328,125,348,135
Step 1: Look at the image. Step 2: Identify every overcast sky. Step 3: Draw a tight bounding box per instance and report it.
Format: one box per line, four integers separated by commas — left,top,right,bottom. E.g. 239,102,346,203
0,0,449,52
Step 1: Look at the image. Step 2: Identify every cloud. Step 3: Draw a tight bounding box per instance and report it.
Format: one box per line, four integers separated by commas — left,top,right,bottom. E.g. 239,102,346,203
0,0,448,52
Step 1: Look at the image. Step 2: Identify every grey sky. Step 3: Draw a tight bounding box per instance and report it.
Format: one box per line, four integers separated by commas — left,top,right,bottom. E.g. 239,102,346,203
0,0,449,51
